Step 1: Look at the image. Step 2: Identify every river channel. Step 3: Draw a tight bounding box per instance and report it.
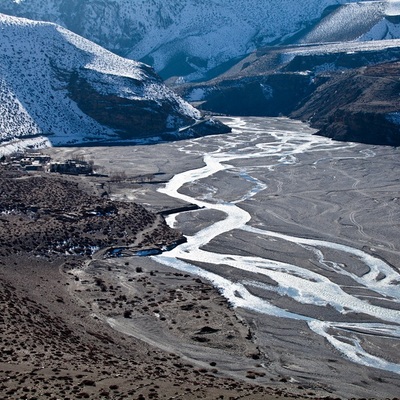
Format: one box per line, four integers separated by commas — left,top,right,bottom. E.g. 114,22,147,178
49,116,400,397
152,116,400,394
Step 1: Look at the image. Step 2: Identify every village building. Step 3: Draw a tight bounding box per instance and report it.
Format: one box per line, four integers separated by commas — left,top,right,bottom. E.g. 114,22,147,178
49,159,93,175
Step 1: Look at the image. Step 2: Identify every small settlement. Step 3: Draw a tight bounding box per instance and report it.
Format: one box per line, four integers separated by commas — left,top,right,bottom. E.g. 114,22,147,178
1,152,93,175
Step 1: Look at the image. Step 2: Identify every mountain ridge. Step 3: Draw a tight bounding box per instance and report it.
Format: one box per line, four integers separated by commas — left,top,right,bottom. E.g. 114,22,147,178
0,13,229,155
0,0,367,81
179,37,400,146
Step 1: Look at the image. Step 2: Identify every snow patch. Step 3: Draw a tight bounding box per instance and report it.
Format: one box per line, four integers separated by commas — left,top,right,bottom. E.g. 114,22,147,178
260,84,274,100
386,112,400,124
187,88,207,102
386,0,400,16
359,18,400,41
314,63,347,74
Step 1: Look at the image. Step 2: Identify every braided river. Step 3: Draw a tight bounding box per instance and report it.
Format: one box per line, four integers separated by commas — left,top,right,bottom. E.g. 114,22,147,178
151,116,400,388
52,116,400,397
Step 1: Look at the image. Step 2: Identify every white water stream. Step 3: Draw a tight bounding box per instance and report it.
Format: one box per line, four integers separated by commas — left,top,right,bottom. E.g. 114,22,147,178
152,117,400,374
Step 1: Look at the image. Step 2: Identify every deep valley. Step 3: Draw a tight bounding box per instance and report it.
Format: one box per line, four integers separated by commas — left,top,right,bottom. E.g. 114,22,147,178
1,1,400,399
3,117,397,399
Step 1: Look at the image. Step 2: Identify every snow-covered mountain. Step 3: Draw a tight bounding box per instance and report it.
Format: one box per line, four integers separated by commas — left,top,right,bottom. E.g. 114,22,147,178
0,0,368,81
0,13,228,154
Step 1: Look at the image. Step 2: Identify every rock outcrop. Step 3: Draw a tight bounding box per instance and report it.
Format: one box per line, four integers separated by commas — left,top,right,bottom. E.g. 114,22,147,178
181,41,400,146
292,63,400,146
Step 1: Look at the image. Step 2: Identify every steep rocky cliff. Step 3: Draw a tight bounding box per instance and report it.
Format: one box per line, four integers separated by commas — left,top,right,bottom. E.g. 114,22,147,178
180,39,400,146
291,62,400,146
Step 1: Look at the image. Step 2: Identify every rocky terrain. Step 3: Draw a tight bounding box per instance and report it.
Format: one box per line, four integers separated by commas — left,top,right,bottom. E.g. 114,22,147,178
0,261,272,399
180,40,400,146
0,13,229,155
0,166,306,399
291,61,400,145
1,2,400,399
1,3,400,148
0,166,183,256
35,127,400,400
0,0,370,81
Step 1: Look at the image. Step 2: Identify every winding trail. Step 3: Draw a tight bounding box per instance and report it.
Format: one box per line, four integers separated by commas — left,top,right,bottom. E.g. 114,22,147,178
152,117,400,375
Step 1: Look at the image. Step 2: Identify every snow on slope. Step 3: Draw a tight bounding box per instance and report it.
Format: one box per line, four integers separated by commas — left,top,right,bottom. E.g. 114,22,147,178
298,2,386,43
359,18,400,40
0,0,362,80
297,1,400,44
0,13,201,152
283,38,400,59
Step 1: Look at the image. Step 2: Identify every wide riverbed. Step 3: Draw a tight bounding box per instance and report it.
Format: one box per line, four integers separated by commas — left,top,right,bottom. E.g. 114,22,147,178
49,117,400,398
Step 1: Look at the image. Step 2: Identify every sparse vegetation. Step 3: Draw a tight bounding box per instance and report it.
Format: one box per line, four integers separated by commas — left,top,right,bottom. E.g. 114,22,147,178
0,166,183,257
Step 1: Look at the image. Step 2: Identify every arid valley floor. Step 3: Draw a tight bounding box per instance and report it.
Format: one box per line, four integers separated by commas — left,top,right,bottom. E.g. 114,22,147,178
1,117,400,399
